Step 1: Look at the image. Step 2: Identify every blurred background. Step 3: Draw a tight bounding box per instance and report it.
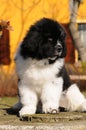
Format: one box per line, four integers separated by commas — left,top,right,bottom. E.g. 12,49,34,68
0,0,86,96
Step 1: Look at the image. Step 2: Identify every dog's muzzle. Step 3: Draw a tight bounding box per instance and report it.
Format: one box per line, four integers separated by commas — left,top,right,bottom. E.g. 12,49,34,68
48,41,62,64
54,41,62,56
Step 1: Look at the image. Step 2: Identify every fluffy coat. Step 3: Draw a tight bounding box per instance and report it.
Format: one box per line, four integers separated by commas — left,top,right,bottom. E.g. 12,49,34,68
13,18,86,116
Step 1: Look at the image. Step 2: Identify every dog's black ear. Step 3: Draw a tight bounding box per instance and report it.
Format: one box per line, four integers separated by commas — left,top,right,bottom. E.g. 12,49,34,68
20,25,42,59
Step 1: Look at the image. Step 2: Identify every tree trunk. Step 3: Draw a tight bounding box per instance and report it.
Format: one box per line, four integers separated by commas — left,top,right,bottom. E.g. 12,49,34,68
69,0,86,62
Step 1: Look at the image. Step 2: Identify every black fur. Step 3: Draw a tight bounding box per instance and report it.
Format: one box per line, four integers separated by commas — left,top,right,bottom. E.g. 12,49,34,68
58,66,72,91
20,18,66,60
20,18,71,91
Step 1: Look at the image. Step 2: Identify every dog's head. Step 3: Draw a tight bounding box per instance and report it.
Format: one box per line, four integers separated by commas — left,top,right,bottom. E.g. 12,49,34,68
20,18,66,62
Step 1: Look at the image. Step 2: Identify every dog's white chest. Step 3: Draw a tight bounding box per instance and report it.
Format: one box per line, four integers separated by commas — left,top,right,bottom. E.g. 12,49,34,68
16,56,64,93
24,62,57,86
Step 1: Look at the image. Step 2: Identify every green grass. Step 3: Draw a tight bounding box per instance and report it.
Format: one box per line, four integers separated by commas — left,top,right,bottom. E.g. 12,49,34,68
0,96,18,108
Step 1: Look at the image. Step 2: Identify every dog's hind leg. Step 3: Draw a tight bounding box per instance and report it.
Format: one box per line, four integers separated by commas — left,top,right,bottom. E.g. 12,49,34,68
60,84,86,112
13,102,22,111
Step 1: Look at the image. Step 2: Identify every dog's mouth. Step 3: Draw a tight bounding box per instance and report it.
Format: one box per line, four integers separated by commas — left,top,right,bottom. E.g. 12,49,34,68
48,55,58,64
48,56,57,60
48,43,62,64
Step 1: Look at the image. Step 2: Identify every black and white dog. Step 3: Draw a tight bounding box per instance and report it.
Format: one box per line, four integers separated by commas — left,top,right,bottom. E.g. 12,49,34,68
14,18,86,116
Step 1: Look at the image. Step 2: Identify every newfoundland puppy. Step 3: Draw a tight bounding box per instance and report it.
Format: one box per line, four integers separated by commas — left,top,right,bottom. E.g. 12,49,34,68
14,18,86,116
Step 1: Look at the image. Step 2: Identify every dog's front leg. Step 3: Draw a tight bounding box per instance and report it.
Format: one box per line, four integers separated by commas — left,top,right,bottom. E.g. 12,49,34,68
18,82,38,117
41,77,63,113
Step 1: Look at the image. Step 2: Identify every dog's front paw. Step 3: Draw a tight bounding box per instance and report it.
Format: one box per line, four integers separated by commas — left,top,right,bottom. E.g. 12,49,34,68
19,106,36,117
43,103,59,114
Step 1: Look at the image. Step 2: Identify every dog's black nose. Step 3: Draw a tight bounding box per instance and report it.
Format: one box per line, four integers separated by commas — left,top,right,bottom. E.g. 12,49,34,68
55,42,62,52
57,45,62,52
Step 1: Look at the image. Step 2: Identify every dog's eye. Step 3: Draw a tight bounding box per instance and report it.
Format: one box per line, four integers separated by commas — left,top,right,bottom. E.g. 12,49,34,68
48,38,53,42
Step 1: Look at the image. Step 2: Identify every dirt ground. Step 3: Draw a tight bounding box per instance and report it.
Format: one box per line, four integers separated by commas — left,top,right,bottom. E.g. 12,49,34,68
0,97,86,130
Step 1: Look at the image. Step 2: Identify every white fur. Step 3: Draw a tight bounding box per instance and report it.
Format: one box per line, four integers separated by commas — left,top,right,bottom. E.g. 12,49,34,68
41,77,63,113
60,84,86,112
14,45,64,116
14,44,86,116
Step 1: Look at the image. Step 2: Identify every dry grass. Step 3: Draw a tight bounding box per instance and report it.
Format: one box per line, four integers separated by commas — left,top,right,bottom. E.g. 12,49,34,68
0,66,18,96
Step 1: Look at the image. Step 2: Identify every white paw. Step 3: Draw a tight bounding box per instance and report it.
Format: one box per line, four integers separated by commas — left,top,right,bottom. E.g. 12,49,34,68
43,103,59,113
19,106,36,117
